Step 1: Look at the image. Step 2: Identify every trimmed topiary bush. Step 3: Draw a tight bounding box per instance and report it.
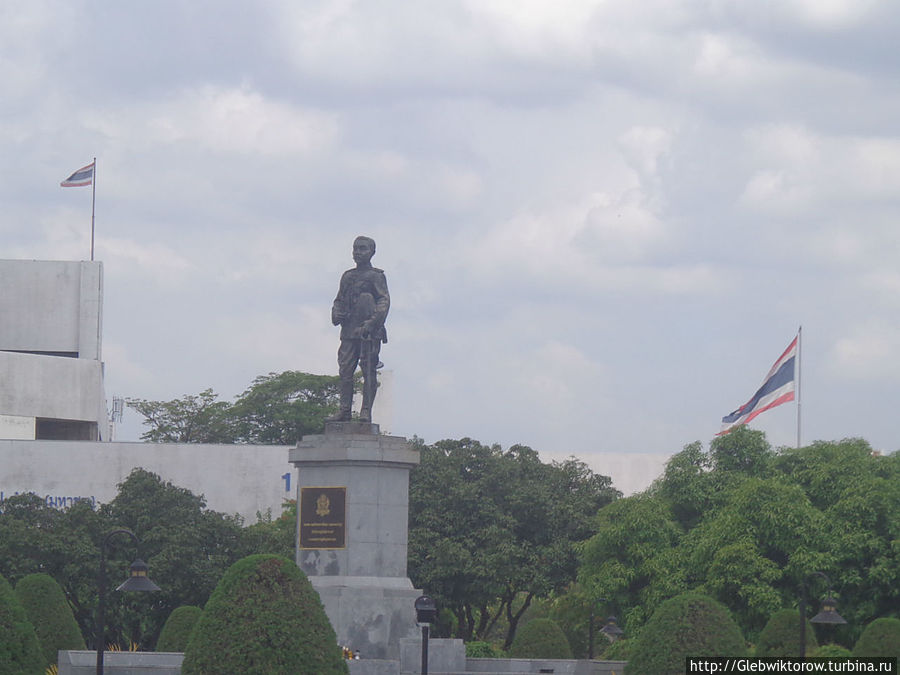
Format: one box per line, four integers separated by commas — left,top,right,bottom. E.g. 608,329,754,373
814,643,852,658
626,592,746,675
14,574,85,668
181,554,347,675
852,617,900,659
156,605,202,652
755,609,817,657
0,572,44,675
508,618,573,659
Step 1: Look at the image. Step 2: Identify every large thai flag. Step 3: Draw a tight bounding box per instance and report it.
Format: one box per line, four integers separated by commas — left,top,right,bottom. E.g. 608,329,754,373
719,335,798,435
60,161,94,187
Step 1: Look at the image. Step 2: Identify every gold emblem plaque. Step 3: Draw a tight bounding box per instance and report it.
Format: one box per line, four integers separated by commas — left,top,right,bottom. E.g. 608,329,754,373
299,486,347,549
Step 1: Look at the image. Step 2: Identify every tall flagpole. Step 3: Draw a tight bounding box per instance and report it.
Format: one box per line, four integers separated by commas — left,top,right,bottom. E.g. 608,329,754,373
90,157,97,261
796,325,802,449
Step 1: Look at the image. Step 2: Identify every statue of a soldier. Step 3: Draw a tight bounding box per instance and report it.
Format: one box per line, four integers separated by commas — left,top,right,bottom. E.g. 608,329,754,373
329,236,390,422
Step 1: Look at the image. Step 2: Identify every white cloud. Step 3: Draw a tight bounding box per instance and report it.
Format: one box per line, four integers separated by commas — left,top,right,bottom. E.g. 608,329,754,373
830,324,900,380
87,85,339,157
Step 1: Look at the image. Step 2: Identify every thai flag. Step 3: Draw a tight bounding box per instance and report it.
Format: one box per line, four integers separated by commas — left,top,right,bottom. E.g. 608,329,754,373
719,335,797,435
60,161,94,187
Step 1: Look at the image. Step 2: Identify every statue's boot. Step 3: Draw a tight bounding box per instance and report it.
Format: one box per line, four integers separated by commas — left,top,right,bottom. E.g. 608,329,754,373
328,381,354,422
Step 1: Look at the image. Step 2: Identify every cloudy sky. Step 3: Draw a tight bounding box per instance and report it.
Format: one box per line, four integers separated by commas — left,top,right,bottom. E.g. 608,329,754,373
3,1,898,472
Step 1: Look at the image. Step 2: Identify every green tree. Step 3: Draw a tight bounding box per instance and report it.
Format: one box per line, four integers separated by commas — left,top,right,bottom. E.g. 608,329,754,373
14,573,85,667
127,389,233,443
181,555,347,675
0,495,101,644
99,469,246,649
156,605,202,652
578,492,682,629
508,617,572,659
625,592,746,675
0,572,44,675
127,371,342,445
408,438,617,648
755,609,817,657
229,371,341,443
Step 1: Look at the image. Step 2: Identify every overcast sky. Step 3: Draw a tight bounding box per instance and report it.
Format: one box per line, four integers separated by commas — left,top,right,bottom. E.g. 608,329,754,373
3,1,898,473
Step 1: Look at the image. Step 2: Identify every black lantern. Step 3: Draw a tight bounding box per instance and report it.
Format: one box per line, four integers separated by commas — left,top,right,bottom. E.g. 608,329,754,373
599,615,625,641
96,530,161,675
414,595,437,675
799,572,846,659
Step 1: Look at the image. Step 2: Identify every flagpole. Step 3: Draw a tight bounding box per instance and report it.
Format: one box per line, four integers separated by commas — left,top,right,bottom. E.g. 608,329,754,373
796,325,802,449
90,157,96,261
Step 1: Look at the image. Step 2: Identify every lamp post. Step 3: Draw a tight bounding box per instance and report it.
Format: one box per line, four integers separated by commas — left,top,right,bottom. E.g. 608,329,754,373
414,595,437,675
96,529,161,675
588,598,623,659
799,571,846,659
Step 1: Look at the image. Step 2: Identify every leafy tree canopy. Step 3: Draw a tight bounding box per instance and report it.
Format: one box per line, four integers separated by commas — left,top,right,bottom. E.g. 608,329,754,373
127,371,341,444
577,430,899,647
408,437,618,649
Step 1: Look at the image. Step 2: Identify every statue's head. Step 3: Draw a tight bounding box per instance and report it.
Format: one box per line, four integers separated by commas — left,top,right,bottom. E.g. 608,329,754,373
353,236,376,265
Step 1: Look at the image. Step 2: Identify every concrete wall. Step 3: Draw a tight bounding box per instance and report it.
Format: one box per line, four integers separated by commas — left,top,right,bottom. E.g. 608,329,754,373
0,260,102,358
0,440,294,521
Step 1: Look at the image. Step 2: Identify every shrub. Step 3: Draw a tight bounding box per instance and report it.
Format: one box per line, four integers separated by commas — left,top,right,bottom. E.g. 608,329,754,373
508,618,572,659
626,592,746,675
465,641,500,658
852,617,900,659
156,605,202,652
181,554,347,675
601,636,632,661
814,643,852,658
14,574,85,668
755,609,817,657
0,572,44,675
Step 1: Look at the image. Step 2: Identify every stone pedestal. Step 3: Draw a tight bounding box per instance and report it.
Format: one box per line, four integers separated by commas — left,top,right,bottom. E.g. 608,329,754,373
290,422,421,660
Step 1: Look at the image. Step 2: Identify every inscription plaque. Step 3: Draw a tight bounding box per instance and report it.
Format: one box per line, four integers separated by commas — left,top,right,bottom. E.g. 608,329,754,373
299,486,347,549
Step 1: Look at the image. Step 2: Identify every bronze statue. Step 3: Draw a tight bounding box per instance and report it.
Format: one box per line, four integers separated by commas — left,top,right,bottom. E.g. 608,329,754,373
329,236,390,422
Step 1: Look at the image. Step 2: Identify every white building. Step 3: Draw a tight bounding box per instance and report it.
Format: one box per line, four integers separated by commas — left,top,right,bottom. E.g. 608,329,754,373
0,260,107,441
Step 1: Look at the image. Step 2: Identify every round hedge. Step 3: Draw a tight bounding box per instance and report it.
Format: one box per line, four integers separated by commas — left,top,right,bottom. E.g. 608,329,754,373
0,572,44,675
814,643,852,658
14,573,85,668
156,605,202,652
626,593,746,675
852,617,900,659
181,554,347,675
755,609,818,657
509,618,573,659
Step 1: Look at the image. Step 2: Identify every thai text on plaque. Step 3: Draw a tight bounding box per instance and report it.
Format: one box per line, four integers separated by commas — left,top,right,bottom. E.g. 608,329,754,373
299,486,347,549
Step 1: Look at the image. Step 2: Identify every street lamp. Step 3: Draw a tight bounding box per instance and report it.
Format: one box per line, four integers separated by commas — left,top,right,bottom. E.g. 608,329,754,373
599,615,624,643
588,598,623,659
414,595,437,675
799,571,846,658
96,529,161,675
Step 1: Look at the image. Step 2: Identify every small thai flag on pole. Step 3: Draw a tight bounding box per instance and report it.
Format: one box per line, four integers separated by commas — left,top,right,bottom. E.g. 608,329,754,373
60,158,98,260
60,161,95,187
719,334,799,437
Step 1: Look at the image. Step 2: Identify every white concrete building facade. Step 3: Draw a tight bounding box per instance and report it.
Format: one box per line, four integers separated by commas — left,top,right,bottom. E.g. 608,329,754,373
0,260,107,440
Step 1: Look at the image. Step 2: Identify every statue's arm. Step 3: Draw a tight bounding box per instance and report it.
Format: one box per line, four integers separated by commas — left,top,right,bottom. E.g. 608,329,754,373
373,272,390,323
331,272,350,325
